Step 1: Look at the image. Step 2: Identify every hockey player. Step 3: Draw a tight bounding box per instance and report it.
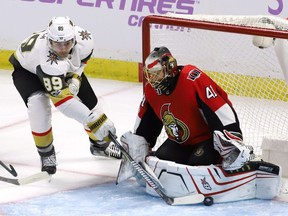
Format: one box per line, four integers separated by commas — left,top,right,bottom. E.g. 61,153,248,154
116,46,256,183
114,47,282,203
9,16,121,175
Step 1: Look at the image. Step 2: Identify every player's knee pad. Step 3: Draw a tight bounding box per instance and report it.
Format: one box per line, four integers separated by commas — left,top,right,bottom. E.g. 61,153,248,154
27,91,52,132
27,91,53,148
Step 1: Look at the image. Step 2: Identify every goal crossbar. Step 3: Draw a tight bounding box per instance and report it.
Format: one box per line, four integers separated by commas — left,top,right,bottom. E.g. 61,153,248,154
142,14,288,63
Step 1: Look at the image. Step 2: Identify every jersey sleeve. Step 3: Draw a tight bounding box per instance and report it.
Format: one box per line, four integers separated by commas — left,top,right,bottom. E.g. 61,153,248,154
192,69,242,134
75,26,94,48
74,26,94,76
134,94,163,147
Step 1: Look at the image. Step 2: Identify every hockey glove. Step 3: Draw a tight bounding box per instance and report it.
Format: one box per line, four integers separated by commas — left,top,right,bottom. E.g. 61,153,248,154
116,131,149,185
85,110,116,145
213,130,255,170
66,72,82,95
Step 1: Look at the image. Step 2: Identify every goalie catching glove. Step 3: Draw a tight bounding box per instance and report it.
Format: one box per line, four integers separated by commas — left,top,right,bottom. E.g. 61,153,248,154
213,130,255,170
65,72,82,95
84,108,116,145
116,131,149,185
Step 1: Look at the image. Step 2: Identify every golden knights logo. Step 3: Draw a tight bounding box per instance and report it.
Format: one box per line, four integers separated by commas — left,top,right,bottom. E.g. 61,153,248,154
160,103,189,143
47,51,59,65
79,30,92,40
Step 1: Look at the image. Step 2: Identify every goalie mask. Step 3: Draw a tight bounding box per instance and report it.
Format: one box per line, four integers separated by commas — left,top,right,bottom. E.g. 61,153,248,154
46,16,76,58
144,46,178,95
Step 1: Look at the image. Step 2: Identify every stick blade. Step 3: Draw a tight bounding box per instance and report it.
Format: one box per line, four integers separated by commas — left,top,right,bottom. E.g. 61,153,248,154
171,194,205,205
17,172,50,185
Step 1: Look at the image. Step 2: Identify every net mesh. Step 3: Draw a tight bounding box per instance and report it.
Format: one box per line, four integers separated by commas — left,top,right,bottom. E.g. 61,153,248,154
144,14,288,155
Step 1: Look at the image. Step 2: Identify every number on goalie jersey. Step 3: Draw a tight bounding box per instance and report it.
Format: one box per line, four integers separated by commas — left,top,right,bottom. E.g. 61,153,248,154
9,16,121,175
135,46,254,168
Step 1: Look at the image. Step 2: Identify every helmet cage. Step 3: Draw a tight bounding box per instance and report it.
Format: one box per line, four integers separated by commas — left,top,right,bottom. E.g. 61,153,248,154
145,63,167,89
144,47,178,92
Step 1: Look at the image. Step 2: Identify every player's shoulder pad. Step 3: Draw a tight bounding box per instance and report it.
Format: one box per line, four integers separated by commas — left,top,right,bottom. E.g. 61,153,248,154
185,65,203,81
74,26,94,51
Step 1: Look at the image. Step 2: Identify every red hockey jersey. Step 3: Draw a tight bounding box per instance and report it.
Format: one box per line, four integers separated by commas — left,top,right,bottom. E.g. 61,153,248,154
135,65,241,147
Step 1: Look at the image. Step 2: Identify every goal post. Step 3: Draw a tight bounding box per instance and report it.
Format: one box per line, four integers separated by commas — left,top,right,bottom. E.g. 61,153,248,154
142,14,288,157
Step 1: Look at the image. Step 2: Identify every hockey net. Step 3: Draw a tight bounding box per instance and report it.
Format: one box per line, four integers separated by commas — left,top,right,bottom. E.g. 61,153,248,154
142,14,288,156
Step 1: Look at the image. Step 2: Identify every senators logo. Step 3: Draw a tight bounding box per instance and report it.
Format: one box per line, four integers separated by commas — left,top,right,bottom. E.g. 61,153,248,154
187,68,201,81
161,103,189,143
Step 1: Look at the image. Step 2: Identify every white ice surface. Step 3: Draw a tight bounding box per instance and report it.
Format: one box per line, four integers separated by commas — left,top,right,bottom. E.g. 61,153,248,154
0,69,287,216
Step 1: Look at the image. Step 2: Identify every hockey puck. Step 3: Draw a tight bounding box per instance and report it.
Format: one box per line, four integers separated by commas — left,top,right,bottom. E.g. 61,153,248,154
203,197,214,206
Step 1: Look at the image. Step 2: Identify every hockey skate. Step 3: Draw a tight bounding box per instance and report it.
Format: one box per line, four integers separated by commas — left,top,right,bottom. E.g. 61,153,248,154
90,140,122,159
39,147,57,175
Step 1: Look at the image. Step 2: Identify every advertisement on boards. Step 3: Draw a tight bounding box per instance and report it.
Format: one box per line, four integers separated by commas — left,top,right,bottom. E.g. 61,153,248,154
0,0,287,62
0,0,288,81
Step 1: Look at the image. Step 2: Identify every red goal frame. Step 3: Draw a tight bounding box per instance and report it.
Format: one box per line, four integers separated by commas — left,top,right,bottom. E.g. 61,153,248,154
142,14,288,70
141,14,288,155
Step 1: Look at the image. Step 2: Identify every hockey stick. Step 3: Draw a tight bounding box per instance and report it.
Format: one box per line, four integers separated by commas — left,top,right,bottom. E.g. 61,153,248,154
0,171,49,185
0,161,17,177
109,132,204,205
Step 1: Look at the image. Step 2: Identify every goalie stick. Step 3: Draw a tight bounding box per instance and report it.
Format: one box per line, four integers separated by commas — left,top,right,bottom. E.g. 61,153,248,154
109,132,204,205
0,172,50,185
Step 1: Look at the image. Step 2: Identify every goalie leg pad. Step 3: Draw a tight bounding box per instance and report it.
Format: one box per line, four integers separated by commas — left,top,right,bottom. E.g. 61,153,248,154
116,131,149,184
146,156,281,202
